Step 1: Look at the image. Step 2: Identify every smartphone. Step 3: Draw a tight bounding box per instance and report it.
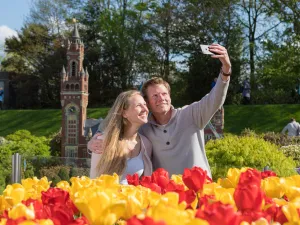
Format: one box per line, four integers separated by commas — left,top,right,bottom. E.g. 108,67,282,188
200,45,214,55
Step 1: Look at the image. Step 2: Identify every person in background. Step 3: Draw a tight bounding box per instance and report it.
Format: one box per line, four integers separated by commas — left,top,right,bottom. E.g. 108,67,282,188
0,87,4,110
281,118,300,137
242,78,251,104
89,43,231,178
211,77,218,89
90,90,153,184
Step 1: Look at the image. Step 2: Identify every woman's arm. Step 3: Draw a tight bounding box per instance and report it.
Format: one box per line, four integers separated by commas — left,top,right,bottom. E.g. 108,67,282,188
90,152,102,179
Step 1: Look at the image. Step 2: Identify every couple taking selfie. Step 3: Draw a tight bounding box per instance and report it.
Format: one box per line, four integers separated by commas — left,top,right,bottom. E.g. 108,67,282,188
89,44,232,184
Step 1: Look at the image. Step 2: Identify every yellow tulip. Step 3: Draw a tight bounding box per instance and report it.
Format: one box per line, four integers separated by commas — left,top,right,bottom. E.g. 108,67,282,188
171,174,187,189
73,187,126,225
19,222,36,225
217,178,235,189
123,194,143,219
0,218,7,225
19,220,54,225
261,177,284,199
214,187,236,206
95,173,120,187
272,198,288,206
56,181,70,191
282,203,300,224
0,195,11,213
251,218,270,225
36,220,54,225
21,177,51,200
3,184,25,207
185,218,209,225
289,175,300,187
8,203,35,220
226,168,243,188
147,202,194,225
202,182,219,196
284,186,300,202
70,176,94,195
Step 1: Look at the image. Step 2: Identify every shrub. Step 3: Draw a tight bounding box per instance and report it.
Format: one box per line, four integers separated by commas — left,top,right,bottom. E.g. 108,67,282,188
206,134,297,180
58,167,70,181
241,128,300,147
40,165,70,181
280,145,300,167
51,175,61,187
49,129,61,156
70,167,90,177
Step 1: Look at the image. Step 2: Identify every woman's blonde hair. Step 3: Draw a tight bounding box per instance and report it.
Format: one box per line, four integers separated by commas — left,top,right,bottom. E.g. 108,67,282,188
96,90,140,176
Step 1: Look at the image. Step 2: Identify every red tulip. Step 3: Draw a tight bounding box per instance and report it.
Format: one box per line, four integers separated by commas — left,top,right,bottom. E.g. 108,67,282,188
151,168,170,191
238,169,261,187
196,201,241,225
234,185,264,212
182,167,208,193
165,180,185,193
240,210,270,223
127,216,166,225
68,216,90,225
127,173,140,186
140,176,162,193
261,170,277,179
22,198,48,219
198,195,216,208
178,189,197,206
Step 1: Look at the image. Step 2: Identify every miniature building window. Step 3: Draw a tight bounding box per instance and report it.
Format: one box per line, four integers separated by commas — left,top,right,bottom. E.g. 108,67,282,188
75,84,79,90
71,84,75,90
66,84,70,90
71,61,76,77
67,117,78,145
65,147,78,158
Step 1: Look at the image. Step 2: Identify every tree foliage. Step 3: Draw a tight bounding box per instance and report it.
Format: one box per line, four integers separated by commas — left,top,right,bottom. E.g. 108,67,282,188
1,0,299,107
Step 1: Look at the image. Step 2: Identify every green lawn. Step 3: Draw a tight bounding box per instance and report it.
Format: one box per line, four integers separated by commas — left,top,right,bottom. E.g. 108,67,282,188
223,104,300,134
0,104,299,137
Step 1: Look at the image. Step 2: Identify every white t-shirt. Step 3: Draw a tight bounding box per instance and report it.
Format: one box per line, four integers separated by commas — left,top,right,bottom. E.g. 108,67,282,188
120,150,144,184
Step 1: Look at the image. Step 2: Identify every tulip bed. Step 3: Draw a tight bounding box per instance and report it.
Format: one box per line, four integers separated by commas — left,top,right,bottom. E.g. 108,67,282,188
1,167,300,225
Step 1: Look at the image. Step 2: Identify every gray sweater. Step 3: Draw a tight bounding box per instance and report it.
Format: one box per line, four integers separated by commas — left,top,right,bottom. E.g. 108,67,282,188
139,75,229,177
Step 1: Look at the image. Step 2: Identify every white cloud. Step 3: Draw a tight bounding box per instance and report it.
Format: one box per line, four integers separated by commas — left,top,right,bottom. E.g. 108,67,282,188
0,25,18,46
0,25,18,57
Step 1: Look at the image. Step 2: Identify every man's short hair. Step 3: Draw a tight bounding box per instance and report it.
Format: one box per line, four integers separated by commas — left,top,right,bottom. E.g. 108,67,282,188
291,118,296,122
141,77,171,99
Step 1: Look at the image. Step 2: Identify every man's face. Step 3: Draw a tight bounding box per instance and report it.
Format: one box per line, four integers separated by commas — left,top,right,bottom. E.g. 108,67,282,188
146,84,171,114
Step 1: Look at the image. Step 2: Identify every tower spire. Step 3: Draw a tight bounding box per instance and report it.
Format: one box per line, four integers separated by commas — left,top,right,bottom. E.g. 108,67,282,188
72,19,80,43
61,65,66,76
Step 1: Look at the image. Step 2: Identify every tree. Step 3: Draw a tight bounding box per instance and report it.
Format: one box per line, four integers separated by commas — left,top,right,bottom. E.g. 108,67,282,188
170,0,244,104
4,130,51,157
254,35,300,104
235,0,282,88
2,24,67,108
0,130,51,191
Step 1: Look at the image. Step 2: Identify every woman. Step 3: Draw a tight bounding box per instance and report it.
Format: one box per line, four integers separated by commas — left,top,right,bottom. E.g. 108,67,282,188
90,90,152,184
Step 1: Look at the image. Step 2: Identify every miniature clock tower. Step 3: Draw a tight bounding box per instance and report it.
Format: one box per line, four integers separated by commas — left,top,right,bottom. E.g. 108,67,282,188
60,22,89,158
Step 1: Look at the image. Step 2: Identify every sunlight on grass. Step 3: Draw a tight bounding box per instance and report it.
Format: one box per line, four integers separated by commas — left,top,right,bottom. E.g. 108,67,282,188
0,105,299,137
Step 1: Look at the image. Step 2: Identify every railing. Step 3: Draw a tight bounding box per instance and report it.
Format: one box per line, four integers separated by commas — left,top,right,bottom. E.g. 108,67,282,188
11,153,91,186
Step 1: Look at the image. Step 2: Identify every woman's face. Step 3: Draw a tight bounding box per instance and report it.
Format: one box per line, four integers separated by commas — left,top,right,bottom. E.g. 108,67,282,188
123,94,149,126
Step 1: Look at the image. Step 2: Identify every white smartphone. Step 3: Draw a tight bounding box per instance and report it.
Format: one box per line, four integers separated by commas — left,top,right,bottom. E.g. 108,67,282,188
200,45,214,55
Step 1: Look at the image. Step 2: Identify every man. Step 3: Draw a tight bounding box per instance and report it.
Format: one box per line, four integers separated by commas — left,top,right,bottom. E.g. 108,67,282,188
0,87,4,110
242,78,251,104
281,118,300,137
88,43,231,177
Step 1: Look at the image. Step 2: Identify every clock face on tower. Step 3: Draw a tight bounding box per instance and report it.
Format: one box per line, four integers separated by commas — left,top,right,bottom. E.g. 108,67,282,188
68,106,77,114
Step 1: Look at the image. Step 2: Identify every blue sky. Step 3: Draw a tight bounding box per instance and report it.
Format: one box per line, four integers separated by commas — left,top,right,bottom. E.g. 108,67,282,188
0,0,31,55
1,0,31,30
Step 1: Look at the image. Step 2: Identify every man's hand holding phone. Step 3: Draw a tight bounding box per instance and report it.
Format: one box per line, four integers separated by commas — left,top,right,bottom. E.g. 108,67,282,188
200,44,232,77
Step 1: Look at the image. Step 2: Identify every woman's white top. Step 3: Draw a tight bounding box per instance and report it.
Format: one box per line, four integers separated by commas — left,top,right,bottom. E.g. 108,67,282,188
90,134,148,184
120,150,144,184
